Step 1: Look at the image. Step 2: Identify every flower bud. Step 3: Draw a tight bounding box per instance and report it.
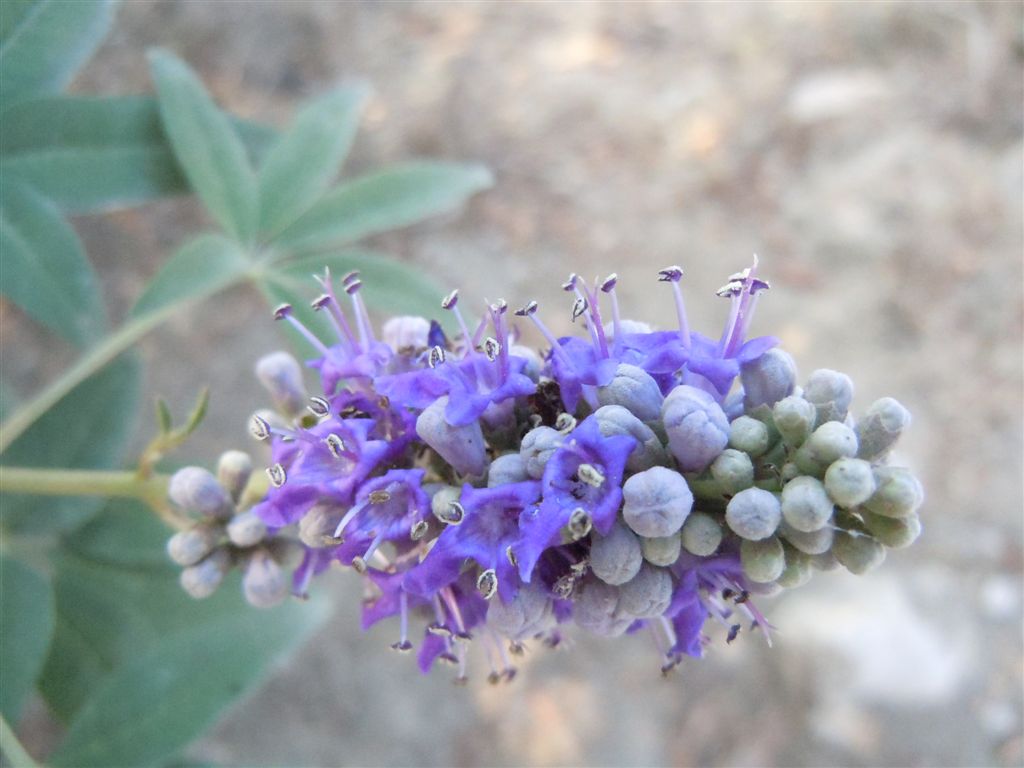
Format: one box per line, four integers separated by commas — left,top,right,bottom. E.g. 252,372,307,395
856,397,911,461
725,487,781,541
381,315,431,352
266,538,304,570
794,421,858,475
621,466,693,538
680,512,722,556
519,425,562,479
804,369,853,426
728,416,770,457
298,503,344,548
430,485,463,524
778,518,833,555
416,397,487,476
227,510,268,548
594,405,669,473
773,396,816,449
710,449,754,494
617,563,673,618
487,453,530,487
824,457,876,508
487,583,553,639
243,549,289,608
510,345,544,381
741,349,797,410
216,450,253,502
255,351,306,417
605,319,653,337
863,466,924,519
740,536,785,583
832,530,885,574
589,521,643,586
180,549,230,599
167,525,220,566
810,550,840,571
862,511,922,549
596,363,664,422
168,466,234,520
574,579,631,637
640,534,682,567
662,385,730,472
776,545,812,588
780,476,833,533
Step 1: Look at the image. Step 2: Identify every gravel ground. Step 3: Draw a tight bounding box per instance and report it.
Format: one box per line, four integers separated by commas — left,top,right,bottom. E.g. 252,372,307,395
11,2,1024,766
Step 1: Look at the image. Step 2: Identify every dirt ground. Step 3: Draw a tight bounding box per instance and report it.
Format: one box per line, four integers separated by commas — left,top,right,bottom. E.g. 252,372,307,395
16,2,1024,766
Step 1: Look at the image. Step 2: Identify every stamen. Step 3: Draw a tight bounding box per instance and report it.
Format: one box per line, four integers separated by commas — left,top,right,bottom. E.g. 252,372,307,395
435,500,465,525
657,266,691,348
726,624,741,644
514,301,538,317
266,463,287,488
428,623,453,638
577,463,605,488
602,274,624,354
554,412,577,432
562,273,579,292
249,414,271,441
483,337,501,362
313,269,358,350
442,289,459,309
428,346,446,369
600,273,618,293
571,296,588,323
368,490,392,504
341,270,360,287
567,508,592,539
273,304,331,356
351,556,367,574
325,433,347,458
410,520,429,540
553,573,576,599
308,396,330,417
391,640,414,653
476,568,498,600
505,545,518,568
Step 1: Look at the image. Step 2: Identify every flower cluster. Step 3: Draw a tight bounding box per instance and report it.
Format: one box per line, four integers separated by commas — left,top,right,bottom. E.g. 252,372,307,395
166,262,923,681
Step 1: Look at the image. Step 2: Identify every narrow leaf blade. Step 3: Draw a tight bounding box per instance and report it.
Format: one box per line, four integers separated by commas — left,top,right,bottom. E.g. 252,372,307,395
0,557,55,723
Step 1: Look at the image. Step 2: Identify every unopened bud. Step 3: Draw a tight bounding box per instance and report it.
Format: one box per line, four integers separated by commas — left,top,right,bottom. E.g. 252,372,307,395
519,426,562,479
728,416,770,457
725,487,782,541
778,518,834,555
381,315,431,352
487,583,553,640
710,449,755,494
589,521,643,586
594,405,669,473
622,466,693,538
832,530,885,574
780,476,834,533
243,550,289,608
863,466,924,519
298,503,343,548
824,457,876,508
662,385,730,473
180,549,230,599
794,421,858,475
596,364,664,423
216,450,253,502
776,546,813,588
167,525,220,566
856,397,911,461
862,511,922,549
640,534,682,567
255,351,307,417
804,369,854,427
740,536,785,583
416,397,487,476
168,466,233,520
617,563,673,618
741,349,797,410
227,510,267,548
680,512,723,556
772,396,816,449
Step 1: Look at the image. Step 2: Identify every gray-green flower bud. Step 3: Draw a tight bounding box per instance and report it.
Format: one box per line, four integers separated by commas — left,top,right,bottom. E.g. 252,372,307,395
740,536,785,583
589,521,643,586
487,453,530,487
216,450,253,502
487,583,553,640
780,476,833,533
519,425,562,479
741,348,797,410
621,466,693,538
641,534,682,567
242,550,289,608
804,369,854,426
725,487,782,541
617,563,673,618
167,525,220,566
596,363,664,423
776,545,813,588
594,405,669,472
680,512,723,556
809,550,840,571
180,549,230,599
710,449,755,494
832,530,885,574
574,578,632,637
863,467,924,519
728,416,770,457
862,511,922,549
255,351,307,417
226,510,268,548
773,395,817,449
824,458,876,508
661,385,730,473
169,466,234,520
779,518,834,555
856,397,911,461
416,397,487,476
794,421,858,475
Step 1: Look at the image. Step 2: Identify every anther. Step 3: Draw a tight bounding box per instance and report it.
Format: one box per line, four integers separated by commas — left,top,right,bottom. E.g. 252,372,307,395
310,294,332,311
657,266,684,283
410,520,429,540
453,675,469,686
438,652,459,666
308,396,330,417
441,289,459,309
716,280,744,298
600,273,618,292
509,642,525,656
726,624,741,644
483,337,501,361
577,463,605,488
562,274,579,292
514,300,538,317
571,296,588,322
344,279,363,295
428,345,446,368
325,433,347,458
567,508,592,540
554,412,576,433
391,640,414,653
505,545,518,569
553,574,576,600
341,270,360,286
477,569,498,599
428,623,453,638
351,556,367,574
272,303,293,320
266,463,287,488
503,667,518,682
249,414,271,441
436,500,465,525
368,490,392,504
488,671,502,685
493,299,507,314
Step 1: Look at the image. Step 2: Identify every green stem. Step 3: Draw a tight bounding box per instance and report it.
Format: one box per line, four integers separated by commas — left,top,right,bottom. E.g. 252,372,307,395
0,714,41,768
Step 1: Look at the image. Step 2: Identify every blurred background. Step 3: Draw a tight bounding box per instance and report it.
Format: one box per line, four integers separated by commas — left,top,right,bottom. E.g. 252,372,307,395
13,2,1022,766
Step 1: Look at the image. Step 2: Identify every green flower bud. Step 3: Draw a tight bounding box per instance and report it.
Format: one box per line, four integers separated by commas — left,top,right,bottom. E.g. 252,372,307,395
856,397,911,461
618,563,673,618
641,534,682,566
832,530,886,574
216,450,253,502
824,457,876,508
804,369,853,426
794,421,858,475
776,545,813,588
779,518,834,555
180,549,230,599
862,511,922,549
680,512,723,556
594,405,669,473
710,449,755,494
167,525,221,566
725,487,781,541
863,466,924,518
590,521,644,586
226,510,267,548
780,476,834,532
773,395,816,449
740,536,785,583
597,363,664,423
809,550,840,571
487,453,529,487
728,416,770,457
519,425,562,479
780,462,800,483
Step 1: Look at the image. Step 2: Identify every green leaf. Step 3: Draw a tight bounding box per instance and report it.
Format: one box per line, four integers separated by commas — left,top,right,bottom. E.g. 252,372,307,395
0,182,106,346
131,234,249,319
50,597,328,768
0,354,139,534
0,95,275,213
273,161,493,252
148,50,258,243
0,0,117,107
0,557,55,724
258,84,368,238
